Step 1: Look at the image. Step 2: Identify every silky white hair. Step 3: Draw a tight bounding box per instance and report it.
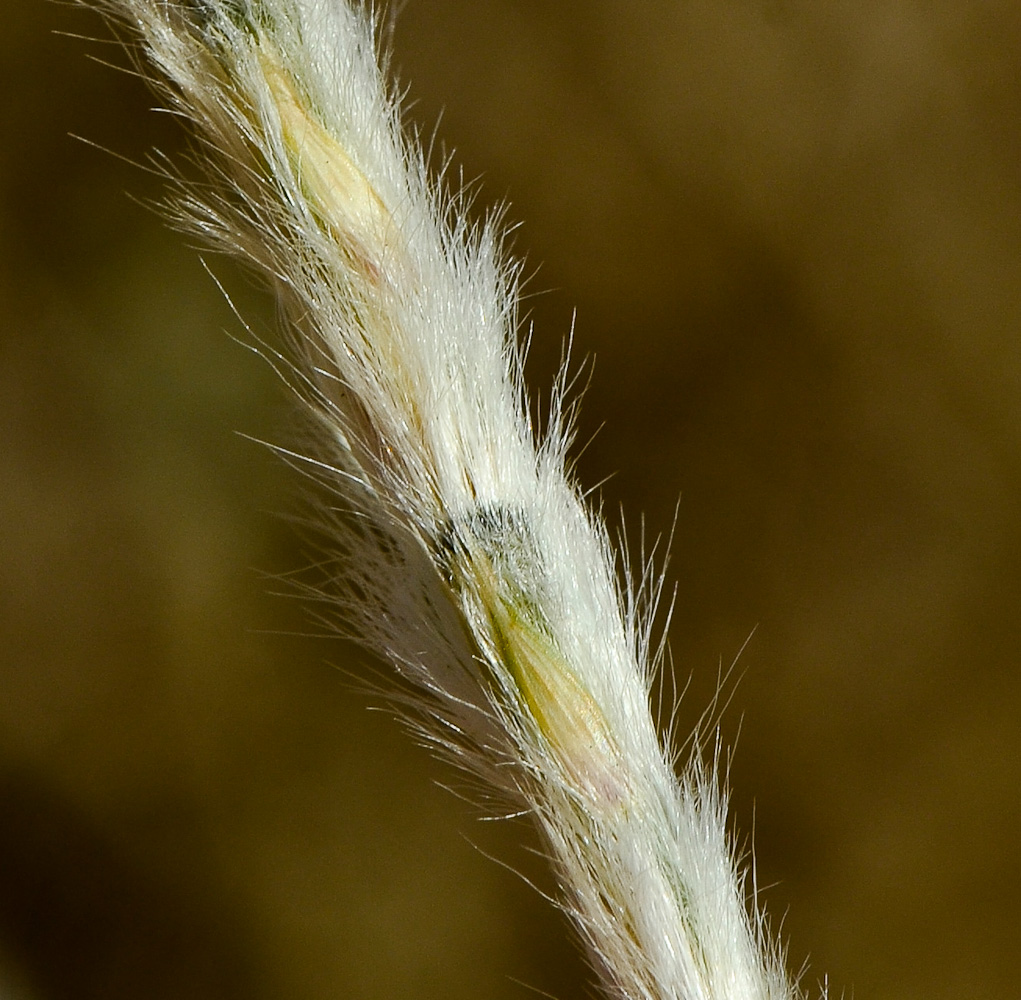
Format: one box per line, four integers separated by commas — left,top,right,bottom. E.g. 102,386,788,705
90,2,819,997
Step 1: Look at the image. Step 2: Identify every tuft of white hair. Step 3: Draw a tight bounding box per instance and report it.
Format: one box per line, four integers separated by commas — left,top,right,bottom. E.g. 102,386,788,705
89,1,819,998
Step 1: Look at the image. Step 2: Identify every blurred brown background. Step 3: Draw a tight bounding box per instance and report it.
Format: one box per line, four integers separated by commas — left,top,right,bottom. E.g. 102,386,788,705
3,1,1020,998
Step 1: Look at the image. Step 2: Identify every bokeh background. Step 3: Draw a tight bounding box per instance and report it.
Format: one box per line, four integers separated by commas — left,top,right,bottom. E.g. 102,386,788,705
3,1,1020,998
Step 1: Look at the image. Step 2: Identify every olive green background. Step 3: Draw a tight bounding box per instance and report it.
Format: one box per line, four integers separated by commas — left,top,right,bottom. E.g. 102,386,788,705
3,2,1019,998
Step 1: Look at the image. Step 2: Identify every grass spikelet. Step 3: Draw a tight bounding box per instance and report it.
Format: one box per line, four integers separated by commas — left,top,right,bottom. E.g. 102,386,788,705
86,1,822,997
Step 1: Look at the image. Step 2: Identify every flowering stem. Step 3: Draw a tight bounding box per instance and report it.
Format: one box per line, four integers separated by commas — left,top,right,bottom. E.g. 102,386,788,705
87,2,820,998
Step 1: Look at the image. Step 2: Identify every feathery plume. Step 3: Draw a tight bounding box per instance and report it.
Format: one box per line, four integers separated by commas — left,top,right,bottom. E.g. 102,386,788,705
88,1,817,997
